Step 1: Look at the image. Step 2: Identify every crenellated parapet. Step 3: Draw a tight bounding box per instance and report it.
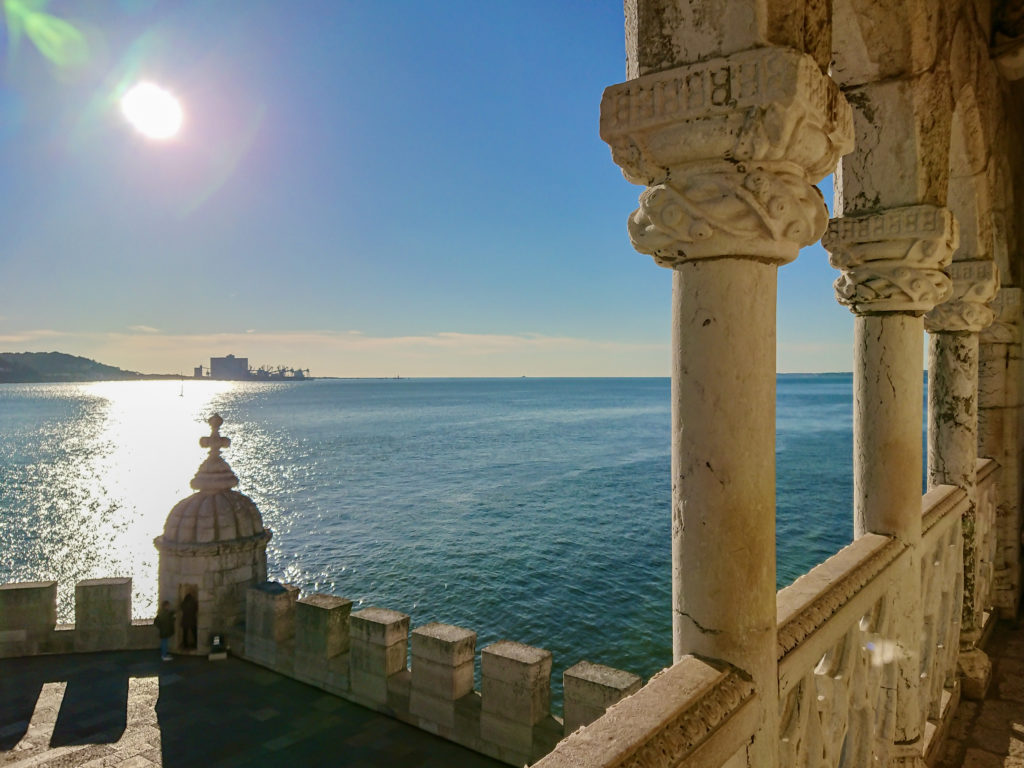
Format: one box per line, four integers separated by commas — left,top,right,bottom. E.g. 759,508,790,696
238,583,637,767
0,578,158,658
0,574,642,767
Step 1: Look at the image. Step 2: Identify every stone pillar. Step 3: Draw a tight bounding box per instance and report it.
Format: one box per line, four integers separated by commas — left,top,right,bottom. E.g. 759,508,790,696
824,205,958,760
979,288,1024,618
924,260,999,698
601,45,852,766
74,578,133,652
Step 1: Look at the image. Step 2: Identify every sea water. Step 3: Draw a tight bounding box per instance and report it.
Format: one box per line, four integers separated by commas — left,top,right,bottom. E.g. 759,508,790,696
0,376,856,705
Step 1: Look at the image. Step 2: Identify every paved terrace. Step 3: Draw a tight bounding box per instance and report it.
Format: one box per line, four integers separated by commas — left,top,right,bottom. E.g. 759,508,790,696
0,651,504,768
937,621,1024,767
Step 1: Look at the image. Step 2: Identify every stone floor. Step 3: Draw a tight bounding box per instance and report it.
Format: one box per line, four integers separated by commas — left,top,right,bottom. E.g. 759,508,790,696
936,621,1024,767
0,650,505,768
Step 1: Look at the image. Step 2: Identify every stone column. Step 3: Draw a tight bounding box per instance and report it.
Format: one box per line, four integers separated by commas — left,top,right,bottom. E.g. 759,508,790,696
924,260,999,699
824,205,957,761
979,288,1024,619
601,47,852,766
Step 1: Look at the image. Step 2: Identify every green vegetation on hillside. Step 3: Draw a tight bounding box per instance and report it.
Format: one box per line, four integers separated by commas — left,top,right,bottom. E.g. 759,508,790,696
0,352,146,383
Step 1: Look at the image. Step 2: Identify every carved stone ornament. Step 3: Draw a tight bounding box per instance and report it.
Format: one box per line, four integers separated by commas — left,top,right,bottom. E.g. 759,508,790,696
980,287,1022,344
628,161,829,266
924,260,1000,333
823,205,959,315
600,47,853,267
619,668,756,768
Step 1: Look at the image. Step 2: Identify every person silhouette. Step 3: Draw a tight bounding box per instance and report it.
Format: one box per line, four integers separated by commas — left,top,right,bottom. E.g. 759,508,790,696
181,592,198,650
154,601,175,661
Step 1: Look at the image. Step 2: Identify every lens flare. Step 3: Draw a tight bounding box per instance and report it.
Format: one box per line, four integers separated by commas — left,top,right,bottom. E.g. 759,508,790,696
120,81,183,140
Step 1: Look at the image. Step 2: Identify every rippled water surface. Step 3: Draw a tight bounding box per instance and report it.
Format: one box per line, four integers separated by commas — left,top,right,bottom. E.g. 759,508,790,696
0,376,856,705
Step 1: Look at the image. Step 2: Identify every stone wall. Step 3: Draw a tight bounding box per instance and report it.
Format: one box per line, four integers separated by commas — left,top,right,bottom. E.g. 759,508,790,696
0,576,642,767
241,582,641,766
0,579,158,658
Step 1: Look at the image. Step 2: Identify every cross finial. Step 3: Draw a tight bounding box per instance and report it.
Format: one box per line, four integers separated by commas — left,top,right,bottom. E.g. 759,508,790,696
190,413,239,492
199,413,231,457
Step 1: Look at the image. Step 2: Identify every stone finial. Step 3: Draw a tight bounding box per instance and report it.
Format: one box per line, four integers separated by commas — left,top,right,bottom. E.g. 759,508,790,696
599,46,853,268
924,260,1000,333
823,205,958,316
190,413,239,492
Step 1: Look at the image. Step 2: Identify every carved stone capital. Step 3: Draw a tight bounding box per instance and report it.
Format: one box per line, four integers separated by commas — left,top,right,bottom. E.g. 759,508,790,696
980,287,1022,343
823,205,958,315
600,47,853,187
925,260,1000,333
627,161,829,266
601,47,852,269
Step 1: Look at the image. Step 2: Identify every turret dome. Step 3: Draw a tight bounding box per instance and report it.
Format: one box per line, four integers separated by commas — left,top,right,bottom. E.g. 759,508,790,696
155,413,271,551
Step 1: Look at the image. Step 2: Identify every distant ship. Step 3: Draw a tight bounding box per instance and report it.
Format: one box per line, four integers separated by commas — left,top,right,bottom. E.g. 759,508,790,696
194,355,311,381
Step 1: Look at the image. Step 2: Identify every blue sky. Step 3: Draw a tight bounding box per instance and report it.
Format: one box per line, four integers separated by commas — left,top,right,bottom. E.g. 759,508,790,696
0,0,853,376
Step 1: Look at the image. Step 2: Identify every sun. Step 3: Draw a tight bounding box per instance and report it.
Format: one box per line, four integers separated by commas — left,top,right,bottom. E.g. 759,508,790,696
120,82,183,140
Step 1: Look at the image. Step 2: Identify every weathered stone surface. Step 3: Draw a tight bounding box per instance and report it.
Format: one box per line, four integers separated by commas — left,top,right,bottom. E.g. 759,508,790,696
824,205,958,316
480,641,552,729
926,260,1000,333
296,594,352,658
960,648,993,701
411,622,476,666
563,661,642,735
73,578,132,652
0,581,57,657
602,46,851,272
245,581,298,669
350,607,410,647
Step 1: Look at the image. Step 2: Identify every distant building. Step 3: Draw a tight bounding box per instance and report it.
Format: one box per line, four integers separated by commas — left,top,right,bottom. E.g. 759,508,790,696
209,355,249,381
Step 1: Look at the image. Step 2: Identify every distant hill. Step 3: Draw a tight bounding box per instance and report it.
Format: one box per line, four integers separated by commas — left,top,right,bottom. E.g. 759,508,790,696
0,352,149,383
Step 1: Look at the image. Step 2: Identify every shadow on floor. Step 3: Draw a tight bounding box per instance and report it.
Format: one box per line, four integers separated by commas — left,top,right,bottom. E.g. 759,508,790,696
1,650,505,768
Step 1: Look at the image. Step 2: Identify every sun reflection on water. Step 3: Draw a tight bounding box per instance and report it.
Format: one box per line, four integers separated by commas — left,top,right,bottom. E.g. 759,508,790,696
0,380,237,620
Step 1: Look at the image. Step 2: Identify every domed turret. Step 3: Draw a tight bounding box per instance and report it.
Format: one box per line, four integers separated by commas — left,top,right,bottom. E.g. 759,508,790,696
155,414,272,655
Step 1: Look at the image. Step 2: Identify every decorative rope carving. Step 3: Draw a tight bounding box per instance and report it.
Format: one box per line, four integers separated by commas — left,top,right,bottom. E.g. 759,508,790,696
823,205,959,315
628,164,828,266
154,529,272,557
980,287,1022,344
922,484,969,537
925,259,999,333
833,264,952,315
776,537,904,661
618,669,756,768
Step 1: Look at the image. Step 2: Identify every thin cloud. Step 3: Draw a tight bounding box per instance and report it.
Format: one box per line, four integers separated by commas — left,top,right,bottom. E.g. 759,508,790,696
128,325,160,333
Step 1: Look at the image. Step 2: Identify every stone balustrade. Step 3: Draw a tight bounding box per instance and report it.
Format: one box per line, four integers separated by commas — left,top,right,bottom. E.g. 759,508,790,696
539,462,1001,767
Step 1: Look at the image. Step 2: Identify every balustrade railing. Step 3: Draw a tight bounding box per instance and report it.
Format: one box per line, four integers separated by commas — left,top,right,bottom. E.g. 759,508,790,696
539,465,1000,767
973,459,999,634
776,532,905,766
